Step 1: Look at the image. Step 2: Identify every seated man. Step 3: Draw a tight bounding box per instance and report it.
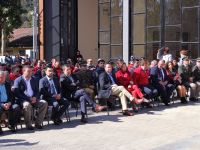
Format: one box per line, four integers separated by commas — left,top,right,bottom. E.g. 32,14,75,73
39,65,69,125
98,63,143,116
179,58,198,101
134,59,158,99
60,65,106,123
74,63,96,100
150,60,175,106
0,70,20,134
14,65,48,130
86,59,96,71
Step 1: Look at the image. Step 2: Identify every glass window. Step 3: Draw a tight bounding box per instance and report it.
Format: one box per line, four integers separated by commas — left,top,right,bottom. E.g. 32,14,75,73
165,26,181,41
111,17,123,44
165,42,181,58
165,0,181,25
132,45,145,58
132,0,145,13
99,3,110,31
182,0,199,7
188,44,199,59
99,31,110,44
132,14,145,44
147,0,161,26
147,27,161,42
111,45,123,59
146,43,160,60
182,8,198,42
111,0,123,16
100,45,110,60
98,0,123,61
99,0,110,3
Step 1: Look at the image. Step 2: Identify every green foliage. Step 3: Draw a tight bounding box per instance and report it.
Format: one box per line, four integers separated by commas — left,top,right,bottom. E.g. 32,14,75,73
0,0,27,36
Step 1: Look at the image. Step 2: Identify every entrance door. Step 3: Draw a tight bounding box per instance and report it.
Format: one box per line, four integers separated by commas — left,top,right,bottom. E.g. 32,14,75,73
60,0,78,62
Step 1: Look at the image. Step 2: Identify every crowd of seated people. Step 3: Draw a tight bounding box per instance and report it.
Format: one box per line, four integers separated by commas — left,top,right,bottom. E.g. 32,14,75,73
0,49,200,135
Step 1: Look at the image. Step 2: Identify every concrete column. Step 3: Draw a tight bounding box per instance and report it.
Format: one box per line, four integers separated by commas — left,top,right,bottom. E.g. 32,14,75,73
123,0,130,64
39,0,44,60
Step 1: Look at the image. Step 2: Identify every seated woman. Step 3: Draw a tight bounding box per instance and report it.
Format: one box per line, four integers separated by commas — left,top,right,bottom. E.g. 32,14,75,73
116,63,149,110
134,59,158,100
166,61,187,104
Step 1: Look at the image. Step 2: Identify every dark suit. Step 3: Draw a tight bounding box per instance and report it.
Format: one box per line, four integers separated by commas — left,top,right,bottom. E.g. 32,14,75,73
150,66,175,104
60,74,94,114
0,81,20,127
98,72,117,99
14,76,47,127
39,76,69,121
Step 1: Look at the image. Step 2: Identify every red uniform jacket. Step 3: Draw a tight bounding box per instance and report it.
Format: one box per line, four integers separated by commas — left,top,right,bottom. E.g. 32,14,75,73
134,66,150,86
115,70,133,88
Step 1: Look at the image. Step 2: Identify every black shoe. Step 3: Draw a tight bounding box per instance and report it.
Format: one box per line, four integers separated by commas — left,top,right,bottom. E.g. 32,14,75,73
181,97,188,104
164,102,170,106
35,125,43,129
27,125,34,130
81,117,88,123
53,120,60,125
9,126,17,133
57,119,63,124
190,97,198,102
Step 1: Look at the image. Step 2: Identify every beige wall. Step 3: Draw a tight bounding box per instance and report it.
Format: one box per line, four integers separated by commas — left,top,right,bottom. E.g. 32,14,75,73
78,0,98,62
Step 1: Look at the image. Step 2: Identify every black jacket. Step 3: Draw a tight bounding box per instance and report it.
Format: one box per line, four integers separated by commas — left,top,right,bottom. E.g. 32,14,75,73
98,72,117,99
60,74,80,99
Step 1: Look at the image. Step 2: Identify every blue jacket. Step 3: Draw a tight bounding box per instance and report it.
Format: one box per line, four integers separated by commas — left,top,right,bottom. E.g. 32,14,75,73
13,76,39,102
39,76,60,101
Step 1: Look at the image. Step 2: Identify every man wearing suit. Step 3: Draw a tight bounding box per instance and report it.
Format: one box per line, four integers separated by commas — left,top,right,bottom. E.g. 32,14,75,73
39,65,69,125
0,70,20,134
60,65,106,123
14,65,48,130
98,63,144,116
150,60,175,106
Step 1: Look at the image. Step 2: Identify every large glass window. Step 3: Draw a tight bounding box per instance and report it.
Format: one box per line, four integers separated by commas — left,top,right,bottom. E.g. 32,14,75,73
98,0,123,61
131,0,146,59
131,0,200,60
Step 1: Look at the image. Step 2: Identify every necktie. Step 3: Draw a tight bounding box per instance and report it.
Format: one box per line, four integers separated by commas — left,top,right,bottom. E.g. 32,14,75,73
109,74,116,85
161,69,165,81
50,79,56,95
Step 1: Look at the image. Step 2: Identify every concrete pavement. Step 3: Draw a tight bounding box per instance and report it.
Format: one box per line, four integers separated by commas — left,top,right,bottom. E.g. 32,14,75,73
0,101,200,150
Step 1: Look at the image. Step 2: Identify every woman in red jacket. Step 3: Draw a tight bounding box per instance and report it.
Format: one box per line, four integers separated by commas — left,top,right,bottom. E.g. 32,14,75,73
115,63,146,101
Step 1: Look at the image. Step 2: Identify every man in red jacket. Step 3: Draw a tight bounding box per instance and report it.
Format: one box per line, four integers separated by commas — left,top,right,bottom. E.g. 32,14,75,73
134,59,158,99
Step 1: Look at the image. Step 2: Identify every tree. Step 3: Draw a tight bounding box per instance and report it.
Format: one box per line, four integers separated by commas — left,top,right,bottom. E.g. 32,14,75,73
0,0,26,56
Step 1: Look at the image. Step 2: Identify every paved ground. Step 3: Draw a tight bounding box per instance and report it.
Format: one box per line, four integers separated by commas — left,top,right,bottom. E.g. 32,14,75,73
0,101,200,150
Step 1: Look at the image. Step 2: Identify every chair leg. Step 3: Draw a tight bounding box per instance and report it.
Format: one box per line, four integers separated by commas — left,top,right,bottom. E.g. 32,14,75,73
65,109,70,122
106,99,109,116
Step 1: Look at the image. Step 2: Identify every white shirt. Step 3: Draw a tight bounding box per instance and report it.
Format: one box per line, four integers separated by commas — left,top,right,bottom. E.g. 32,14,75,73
23,77,33,97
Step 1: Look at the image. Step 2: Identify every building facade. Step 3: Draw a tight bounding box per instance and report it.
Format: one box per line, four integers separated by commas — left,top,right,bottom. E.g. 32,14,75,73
39,0,200,62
